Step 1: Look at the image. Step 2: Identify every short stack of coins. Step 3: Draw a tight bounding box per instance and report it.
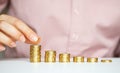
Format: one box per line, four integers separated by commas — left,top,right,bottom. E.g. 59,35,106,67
45,50,56,62
73,56,84,63
59,53,70,63
30,45,41,63
101,59,112,63
87,57,98,63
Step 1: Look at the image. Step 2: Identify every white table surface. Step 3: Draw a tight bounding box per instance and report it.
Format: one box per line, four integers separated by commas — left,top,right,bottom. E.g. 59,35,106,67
0,58,120,73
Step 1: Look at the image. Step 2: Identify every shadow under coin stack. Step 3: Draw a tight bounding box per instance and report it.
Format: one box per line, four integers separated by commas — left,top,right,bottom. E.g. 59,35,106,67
30,45,41,63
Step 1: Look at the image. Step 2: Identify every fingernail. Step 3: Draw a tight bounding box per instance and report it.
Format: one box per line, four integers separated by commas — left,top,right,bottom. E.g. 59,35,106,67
29,34,38,42
19,35,26,42
0,47,5,51
10,42,16,47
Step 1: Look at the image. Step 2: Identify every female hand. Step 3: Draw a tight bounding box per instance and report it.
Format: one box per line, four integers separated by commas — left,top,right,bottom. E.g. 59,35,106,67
0,14,40,52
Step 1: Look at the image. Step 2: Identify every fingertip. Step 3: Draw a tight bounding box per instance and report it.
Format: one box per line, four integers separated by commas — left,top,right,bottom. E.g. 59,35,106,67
25,37,41,45
34,37,41,44
29,34,38,42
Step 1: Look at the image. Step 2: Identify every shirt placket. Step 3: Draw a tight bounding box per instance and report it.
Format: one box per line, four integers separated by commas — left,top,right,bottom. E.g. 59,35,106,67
67,0,80,52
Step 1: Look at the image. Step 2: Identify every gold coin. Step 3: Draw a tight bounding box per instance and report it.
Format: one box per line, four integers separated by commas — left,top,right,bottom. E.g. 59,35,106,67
73,56,84,62
30,45,41,63
101,59,112,63
45,50,56,62
87,57,98,63
30,45,41,49
59,53,70,63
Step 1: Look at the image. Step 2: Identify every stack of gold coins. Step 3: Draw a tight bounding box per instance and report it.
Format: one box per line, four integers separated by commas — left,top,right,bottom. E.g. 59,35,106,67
59,53,70,63
73,56,84,63
45,50,56,62
30,45,41,63
101,59,112,63
87,57,98,63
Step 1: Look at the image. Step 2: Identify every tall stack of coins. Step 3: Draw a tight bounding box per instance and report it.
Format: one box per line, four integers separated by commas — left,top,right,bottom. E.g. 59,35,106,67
59,53,70,63
73,56,84,62
87,57,98,63
30,45,41,63
45,50,56,62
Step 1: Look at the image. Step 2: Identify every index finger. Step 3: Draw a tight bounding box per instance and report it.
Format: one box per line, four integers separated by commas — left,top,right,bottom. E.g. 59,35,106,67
0,14,40,43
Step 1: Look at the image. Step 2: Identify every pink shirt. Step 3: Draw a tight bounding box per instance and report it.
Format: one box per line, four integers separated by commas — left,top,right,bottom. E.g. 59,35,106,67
0,0,120,58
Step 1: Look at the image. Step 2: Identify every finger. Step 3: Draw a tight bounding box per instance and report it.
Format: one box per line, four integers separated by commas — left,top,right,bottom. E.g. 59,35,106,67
0,31,16,48
0,21,26,42
25,37,41,44
0,14,39,43
0,44,5,52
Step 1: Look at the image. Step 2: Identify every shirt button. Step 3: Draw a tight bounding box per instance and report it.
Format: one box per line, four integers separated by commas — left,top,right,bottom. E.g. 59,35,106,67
70,33,79,41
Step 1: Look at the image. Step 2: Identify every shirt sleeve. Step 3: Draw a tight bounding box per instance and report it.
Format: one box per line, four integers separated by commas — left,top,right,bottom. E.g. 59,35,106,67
0,0,8,13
